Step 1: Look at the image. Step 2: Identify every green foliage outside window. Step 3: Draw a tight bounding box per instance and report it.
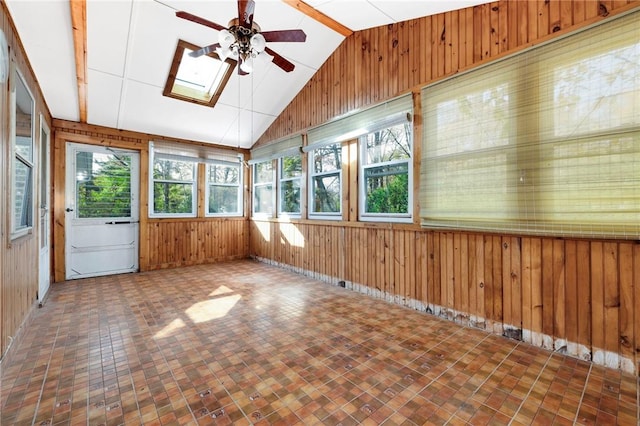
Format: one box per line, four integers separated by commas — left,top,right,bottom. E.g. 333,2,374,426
280,155,302,214
366,172,408,213
153,159,195,214
311,144,341,214
208,163,240,214
77,152,132,218
362,123,412,216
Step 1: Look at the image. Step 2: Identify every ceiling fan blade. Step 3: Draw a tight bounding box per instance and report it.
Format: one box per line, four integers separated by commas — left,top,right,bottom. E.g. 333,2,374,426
237,0,255,29
189,43,221,58
261,30,307,43
176,11,227,32
264,47,295,73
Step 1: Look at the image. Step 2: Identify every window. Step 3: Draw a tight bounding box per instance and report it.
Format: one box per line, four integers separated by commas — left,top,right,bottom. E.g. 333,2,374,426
278,154,302,217
252,160,274,216
76,149,134,218
249,135,303,218
150,141,243,218
360,121,412,221
422,74,515,228
305,94,413,221
11,67,34,238
421,10,640,239
151,157,196,217
206,162,242,216
309,143,342,218
163,40,235,107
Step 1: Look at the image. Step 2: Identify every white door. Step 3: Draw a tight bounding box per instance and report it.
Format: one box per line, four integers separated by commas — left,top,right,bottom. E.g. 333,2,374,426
65,143,140,280
38,116,51,302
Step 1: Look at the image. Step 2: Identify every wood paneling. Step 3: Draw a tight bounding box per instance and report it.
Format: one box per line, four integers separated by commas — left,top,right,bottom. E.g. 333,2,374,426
1,2,53,360
145,219,248,270
255,0,639,146
251,0,640,375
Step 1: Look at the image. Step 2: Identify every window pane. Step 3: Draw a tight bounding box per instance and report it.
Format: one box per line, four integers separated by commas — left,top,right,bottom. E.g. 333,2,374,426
312,174,340,213
15,136,32,161
255,161,273,183
208,186,239,214
15,74,33,163
280,179,301,214
13,158,32,229
548,43,640,138
364,164,409,214
154,159,195,181
313,144,341,173
76,152,132,218
254,184,273,214
153,182,193,214
208,164,238,184
430,83,511,157
542,135,640,224
281,155,302,178
365,124,411,164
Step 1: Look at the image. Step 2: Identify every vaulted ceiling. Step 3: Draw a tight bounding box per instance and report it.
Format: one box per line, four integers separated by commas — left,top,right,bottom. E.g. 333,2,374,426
6,0,489,148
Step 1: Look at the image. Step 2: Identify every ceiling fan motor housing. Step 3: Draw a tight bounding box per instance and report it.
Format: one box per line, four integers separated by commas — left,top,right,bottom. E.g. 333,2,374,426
226,18,263,60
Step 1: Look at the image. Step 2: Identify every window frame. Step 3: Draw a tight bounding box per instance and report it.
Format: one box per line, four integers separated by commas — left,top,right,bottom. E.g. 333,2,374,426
277,153,302,218
205,160,244,217
308,143,342,220
252,160,275,218
10,65,35,240
358,122,413,223
163,39,235,108
149,152,198,218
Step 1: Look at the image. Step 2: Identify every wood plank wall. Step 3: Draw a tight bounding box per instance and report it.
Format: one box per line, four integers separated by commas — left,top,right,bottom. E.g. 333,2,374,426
257,0,639,144
0,3,53,360
251,0,640,375
51,122,250,280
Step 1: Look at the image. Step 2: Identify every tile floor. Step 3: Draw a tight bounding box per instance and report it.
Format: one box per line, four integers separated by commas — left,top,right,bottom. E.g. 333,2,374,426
1,260,638,425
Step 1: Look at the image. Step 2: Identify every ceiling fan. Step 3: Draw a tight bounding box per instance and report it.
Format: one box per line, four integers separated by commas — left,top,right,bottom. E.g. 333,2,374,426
176,0,307,75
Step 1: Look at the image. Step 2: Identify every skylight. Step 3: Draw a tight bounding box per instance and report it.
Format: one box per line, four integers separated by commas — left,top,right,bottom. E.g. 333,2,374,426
163,40,235,107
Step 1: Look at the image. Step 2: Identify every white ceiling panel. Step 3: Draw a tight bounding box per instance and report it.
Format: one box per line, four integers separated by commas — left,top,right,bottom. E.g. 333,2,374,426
5,0,79,121
86,0,132,77
248,63,317,116
221,108,275,147
119,79,235,144
6,0,491,147
125,1,184,88
86,70,123,128
218,63,270,109
161,0,238,29
312,1,393,31
288,15,345,68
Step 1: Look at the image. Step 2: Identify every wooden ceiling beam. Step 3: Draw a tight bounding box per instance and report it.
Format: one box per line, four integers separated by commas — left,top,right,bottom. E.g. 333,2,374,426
69,0,87,123
282,0,353,37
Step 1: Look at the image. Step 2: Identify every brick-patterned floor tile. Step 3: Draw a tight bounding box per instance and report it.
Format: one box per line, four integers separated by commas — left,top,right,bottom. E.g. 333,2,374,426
1,260,638,425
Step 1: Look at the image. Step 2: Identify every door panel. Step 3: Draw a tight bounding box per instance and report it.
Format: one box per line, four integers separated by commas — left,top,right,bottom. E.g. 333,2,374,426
38,116,50,302
65,143,140,280
66,223,137,277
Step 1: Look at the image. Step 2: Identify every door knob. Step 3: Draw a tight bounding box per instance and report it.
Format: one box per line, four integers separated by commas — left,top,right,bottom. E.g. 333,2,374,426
66,208,74,212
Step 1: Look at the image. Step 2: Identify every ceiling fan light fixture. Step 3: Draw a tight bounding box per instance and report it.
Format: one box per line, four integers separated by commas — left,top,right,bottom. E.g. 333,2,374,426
240,56,254,74
250,33,266,53
231,45,240,59
218,29,235,48
215,45,231,61
176,0,305,75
